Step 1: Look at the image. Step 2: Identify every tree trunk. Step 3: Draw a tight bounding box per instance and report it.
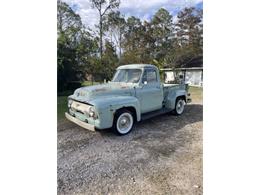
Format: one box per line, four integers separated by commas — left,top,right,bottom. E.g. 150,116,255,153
99,13,103,61
119,31,122,61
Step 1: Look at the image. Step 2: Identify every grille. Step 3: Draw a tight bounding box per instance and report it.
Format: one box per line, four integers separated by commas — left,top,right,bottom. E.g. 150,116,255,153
71,101,91,115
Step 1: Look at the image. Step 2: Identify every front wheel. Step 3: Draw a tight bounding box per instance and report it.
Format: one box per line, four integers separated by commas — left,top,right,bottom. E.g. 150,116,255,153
173,98,186,115
113,109,134,135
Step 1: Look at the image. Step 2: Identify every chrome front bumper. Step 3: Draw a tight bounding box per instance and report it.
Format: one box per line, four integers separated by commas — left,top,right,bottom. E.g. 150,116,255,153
65,112,95,131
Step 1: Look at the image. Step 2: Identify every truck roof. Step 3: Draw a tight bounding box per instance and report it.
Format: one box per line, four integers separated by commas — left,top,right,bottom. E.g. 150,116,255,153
117,64,157,69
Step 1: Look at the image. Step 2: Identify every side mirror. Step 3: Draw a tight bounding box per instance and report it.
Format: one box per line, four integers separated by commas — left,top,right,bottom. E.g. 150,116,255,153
140,80,147,88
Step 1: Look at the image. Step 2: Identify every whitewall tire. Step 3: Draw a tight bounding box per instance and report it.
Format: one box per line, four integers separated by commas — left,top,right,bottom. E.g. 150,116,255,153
173,98,185,115
113,109,134,135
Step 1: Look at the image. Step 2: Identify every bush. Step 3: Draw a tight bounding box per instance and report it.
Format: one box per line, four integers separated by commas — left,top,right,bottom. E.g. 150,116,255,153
66,81,82,91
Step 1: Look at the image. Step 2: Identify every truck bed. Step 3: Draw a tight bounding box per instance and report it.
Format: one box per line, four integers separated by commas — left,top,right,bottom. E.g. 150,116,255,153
163,83,186,91
163,83,180,88
163,83,187,100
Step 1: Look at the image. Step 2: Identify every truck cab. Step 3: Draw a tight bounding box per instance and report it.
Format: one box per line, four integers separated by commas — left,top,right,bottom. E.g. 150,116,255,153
113,64,163,113
65,64,191,135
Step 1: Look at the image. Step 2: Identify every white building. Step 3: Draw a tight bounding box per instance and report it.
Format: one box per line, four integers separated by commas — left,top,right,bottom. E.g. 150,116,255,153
175,67,203,87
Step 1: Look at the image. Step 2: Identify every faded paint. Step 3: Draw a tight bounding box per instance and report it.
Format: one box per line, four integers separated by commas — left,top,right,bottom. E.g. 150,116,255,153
66,64,191,131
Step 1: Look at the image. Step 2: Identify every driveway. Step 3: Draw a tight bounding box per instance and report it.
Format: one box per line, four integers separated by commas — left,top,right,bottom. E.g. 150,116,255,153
58,101,203,194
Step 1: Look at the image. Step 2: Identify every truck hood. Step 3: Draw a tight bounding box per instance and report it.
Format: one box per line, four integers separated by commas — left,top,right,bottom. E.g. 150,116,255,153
69,82,136,103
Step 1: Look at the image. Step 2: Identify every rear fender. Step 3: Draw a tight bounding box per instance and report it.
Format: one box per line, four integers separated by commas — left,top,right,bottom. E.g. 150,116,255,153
165,89,187,110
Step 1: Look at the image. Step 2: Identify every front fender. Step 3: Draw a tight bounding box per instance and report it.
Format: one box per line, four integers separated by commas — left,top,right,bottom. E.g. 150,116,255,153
88,95,141,129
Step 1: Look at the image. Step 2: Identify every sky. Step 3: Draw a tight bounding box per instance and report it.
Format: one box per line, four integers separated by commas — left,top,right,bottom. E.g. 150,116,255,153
62,0,203,30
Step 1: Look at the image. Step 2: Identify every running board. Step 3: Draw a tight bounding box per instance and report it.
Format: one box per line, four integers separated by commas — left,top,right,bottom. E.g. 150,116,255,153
141,108,172,121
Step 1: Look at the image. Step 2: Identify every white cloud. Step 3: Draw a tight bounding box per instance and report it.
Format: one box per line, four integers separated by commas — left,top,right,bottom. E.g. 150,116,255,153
62,0,203,30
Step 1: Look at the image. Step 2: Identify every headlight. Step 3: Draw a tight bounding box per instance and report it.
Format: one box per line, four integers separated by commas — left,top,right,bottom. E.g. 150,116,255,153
68,99,73,108
88,106,95,117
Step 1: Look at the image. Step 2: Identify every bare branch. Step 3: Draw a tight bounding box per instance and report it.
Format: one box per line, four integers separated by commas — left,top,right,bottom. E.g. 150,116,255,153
101,5,111,16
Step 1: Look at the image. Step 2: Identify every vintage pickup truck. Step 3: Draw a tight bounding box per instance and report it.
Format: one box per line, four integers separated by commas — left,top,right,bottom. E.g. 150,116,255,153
65,64,191,135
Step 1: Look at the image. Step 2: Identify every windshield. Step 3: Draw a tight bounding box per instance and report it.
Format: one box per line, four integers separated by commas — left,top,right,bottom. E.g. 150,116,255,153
112,69,142,83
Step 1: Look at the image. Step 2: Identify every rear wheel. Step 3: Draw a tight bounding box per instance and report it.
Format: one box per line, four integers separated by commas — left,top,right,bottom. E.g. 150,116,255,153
113,109,134,135
173,97,186,115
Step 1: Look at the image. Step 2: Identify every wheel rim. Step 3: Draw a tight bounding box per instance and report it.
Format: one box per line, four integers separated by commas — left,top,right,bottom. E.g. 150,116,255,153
176,99,185,114
116,113,133,134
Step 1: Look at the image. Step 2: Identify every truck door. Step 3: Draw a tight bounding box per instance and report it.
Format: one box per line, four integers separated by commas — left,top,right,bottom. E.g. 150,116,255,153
136,68,164,113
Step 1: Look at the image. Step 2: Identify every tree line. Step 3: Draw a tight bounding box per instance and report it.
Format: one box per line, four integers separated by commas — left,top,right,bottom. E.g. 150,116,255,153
57,0,203,91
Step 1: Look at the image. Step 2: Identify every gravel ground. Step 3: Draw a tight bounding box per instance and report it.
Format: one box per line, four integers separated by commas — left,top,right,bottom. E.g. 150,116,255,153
57,100,203,195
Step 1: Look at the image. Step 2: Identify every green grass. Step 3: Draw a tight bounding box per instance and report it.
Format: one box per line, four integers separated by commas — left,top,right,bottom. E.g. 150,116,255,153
57,96,68,121
189,86,203,102
82,81,100,86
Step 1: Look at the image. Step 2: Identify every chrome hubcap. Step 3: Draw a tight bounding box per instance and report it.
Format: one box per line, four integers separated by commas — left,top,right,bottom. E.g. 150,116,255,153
120,118,127,125
117,113,133,134
176,100,185,114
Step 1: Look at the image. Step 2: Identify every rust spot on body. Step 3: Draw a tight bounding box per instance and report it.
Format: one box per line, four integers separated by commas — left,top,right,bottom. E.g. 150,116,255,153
95,88,107,92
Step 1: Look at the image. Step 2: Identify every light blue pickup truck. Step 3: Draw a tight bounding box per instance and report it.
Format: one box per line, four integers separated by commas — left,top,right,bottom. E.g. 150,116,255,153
65,64,191,135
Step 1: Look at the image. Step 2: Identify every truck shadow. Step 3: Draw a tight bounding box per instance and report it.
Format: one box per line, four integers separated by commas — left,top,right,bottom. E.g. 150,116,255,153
98,103,203,136
95,104,203,158
93,104,203,174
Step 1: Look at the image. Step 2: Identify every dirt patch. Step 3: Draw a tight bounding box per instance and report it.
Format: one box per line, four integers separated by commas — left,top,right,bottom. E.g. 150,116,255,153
57,102,203,194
